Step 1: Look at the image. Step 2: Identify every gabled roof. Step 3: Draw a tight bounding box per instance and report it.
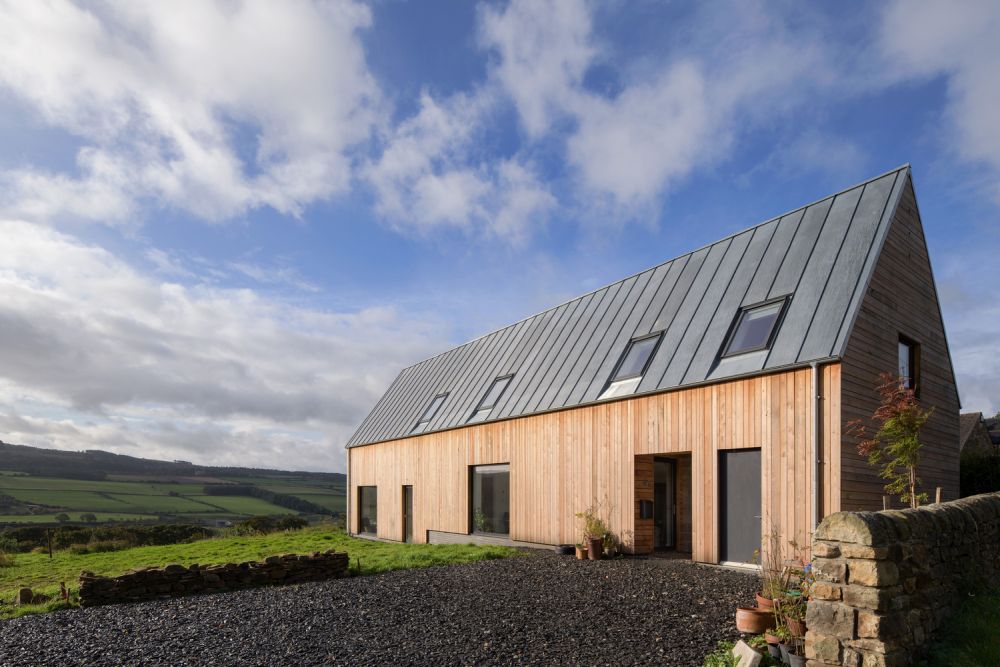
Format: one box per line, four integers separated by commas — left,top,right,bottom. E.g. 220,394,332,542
348,166,911,448
960,412,983,446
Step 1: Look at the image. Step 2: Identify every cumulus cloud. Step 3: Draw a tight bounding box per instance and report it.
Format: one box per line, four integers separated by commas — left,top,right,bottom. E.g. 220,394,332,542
0,0,380,224
0,220,446,471
880,0,1000,202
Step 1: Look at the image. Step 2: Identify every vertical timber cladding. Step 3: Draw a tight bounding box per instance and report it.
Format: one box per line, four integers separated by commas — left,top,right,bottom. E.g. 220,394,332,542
840,179,960,510
348,365,841,563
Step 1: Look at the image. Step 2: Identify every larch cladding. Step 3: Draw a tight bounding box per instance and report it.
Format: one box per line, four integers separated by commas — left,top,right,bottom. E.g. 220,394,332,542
349,365,841,564
805,493,1000,667
840,180,960,511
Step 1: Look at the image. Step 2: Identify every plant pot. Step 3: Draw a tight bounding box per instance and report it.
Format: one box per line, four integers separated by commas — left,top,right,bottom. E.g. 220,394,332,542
734,607,776,634
766,643,781,659
786,618,807,637
787,653,805,667
587,536,603,560
755,592,776,610
764,631,780,645
575,546,588,560
779,642,790,664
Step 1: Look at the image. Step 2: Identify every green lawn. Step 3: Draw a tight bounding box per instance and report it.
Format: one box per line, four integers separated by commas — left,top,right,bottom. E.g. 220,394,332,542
0,526,520,618
923,593,1000,666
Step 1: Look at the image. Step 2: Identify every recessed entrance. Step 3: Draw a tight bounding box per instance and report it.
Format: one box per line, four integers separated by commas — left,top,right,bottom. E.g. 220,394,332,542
653,458,676,549
634,453,692,555
402,485,413,543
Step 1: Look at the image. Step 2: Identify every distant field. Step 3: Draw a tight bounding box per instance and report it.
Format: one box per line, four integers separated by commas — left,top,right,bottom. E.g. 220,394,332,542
0,513,157,524
0,472,343,525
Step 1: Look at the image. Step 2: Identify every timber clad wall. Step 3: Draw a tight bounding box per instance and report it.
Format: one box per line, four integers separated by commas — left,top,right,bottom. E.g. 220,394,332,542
350,365,841,563
840,180,960,510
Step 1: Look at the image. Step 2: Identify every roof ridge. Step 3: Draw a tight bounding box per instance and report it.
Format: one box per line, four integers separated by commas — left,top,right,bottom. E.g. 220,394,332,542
395,165,912,374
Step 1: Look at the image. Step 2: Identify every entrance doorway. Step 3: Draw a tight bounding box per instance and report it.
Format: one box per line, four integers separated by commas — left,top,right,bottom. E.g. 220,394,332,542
719,449,762,563
402,485,413,543
653,458,676,549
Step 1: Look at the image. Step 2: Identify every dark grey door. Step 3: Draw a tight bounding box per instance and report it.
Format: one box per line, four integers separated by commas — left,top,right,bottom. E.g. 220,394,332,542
719,449,761,563
403,485,413,543
653,458,676,549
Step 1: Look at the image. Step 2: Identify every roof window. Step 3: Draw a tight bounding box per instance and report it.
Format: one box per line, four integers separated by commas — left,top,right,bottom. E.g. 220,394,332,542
468,375,514,423
412,393,448,434
599,332,662,400
722,298,788,357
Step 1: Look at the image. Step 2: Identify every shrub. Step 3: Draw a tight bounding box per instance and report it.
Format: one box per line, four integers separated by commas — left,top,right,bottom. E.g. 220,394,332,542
69,539,129,555
0,551,14,568
0,536,18,553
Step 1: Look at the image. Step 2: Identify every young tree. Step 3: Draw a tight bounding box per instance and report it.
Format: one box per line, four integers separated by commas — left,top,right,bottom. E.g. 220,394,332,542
847,372,934,508
54,513,70,523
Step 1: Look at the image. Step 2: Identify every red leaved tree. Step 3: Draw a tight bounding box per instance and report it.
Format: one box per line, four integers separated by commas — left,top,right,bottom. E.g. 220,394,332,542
846,372,933,508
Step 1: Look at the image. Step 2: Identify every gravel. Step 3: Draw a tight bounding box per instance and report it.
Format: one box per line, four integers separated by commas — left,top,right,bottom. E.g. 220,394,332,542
0,552,756,666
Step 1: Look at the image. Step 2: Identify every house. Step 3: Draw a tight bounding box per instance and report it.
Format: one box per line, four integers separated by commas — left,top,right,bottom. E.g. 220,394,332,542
959,412,995,458
346,165,959,564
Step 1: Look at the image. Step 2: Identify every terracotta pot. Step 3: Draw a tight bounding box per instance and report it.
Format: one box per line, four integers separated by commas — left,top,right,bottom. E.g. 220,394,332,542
763,631,780,646
735,607,776,634
755,592,776,610
587,536,603,560
575,546,588,560
786,618,807,637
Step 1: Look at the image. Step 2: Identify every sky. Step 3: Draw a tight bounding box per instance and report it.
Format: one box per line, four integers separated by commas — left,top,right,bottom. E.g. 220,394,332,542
0,0,998,473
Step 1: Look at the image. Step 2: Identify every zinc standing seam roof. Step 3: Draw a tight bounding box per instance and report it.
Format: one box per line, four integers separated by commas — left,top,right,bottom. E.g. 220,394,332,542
348,166,911,448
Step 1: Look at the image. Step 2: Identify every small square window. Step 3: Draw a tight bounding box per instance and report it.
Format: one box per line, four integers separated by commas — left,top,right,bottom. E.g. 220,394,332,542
412,393,447,433
898,336,919,395
722,298,788,357
468,375,514,423
599,333,662,400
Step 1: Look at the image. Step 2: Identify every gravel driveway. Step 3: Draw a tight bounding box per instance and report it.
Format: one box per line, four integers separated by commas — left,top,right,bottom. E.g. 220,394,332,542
0,552,756,666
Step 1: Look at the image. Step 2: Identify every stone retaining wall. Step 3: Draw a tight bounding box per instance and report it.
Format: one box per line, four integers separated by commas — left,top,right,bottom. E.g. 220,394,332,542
79,550,349,607
805,492,1000,667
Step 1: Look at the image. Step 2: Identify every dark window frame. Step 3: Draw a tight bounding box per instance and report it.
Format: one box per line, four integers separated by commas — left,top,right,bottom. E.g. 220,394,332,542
468,374,515,422
720,296,790,359
898,334,921,397
412,392,449,433
357,486,377,535
606,331,664,385
468,463,511,537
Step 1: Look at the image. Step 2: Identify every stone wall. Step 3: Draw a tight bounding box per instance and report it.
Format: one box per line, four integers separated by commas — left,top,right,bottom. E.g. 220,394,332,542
805,493,1000,667
79,550,348,607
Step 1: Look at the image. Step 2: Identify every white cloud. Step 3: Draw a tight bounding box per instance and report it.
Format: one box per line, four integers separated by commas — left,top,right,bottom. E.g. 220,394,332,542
0,0,380,224
880,0,1000,202
0,219,446,471
479,0,594,137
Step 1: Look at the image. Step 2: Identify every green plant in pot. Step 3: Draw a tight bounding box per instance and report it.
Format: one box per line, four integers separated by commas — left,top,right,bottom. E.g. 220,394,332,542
574,543,588,560
575,506,608,561
754,523,791,611
602,532,618,558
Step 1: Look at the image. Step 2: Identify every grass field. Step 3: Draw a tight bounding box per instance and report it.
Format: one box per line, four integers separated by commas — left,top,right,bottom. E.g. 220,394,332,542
0,473,342,524
922,593,1000,666
0,526,521,619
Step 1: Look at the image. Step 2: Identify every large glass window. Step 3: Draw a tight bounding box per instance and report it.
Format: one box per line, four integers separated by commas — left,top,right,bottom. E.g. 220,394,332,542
412,393,448,434
468,375,514,423
599,332,662,400
723,298,787,357
899,336,919,394
358,486,377,535
470,464,510,535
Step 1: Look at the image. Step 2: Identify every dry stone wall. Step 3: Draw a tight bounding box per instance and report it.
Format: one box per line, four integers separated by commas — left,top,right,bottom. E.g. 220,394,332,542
79,550,348,607
805,492,1000,667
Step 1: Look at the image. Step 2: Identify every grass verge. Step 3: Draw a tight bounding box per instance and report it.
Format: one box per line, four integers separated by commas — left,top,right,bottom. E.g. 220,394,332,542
0,526,521,620
922,592,1000,666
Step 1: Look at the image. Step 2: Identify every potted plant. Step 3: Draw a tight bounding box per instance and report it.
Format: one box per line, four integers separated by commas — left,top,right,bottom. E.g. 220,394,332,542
602,533,618,558
762,629,782,659
574,543,588,560
754,524,790,611
575,507,608,561
773,625,792,664
785,638,806,667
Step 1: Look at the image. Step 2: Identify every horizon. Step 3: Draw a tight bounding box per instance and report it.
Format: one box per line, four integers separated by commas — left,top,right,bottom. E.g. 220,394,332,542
1,1,998,473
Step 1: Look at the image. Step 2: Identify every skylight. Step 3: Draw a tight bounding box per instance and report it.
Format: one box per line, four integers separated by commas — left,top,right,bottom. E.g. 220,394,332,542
598,332,662,400
468,375,514,423
722,298,788,357
412,393,447,434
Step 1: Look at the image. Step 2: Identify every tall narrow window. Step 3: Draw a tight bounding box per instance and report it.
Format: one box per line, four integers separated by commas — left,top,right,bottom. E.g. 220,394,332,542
358,486,377,535
412,393,447,434
898,336,919,395
468,375,514,423
599,332,662,400
722,298,788,357
470,464,510,535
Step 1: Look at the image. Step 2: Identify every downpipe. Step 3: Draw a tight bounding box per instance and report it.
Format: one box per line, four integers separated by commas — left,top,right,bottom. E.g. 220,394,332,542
811,362,821,532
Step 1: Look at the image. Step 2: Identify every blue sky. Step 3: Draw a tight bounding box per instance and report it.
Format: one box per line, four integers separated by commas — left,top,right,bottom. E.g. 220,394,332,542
0,0,997,472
